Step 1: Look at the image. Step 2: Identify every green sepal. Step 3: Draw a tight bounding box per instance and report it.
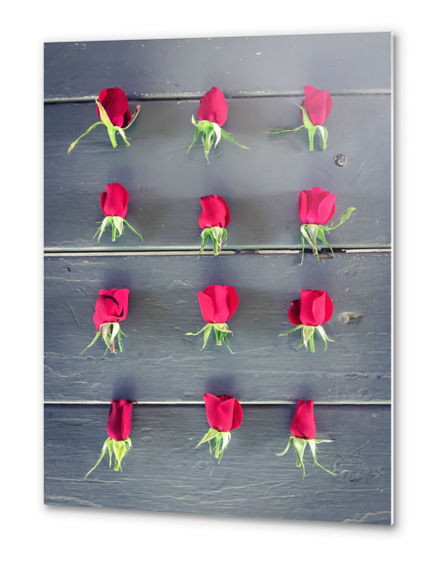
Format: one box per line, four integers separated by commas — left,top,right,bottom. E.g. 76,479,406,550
274,435,293,456
322,207,356,232
316,325,334,353
95,100,132,148
85,437,132,478
188,116,248,162
296,105,328,151
300,325,315,352
279,325,303,337
268,125,305,134
199,227,228,256
113,438,132,472
81,329,102,354
196,428,231,463
81,322,126,355
220,128,249,150
275,436,336,479
93,216,143,243
280,324,331,353
292,437,308,479
307,439,337,476
122,105,141,130
68,121,104,154
186,322,234,352
316,226,334,258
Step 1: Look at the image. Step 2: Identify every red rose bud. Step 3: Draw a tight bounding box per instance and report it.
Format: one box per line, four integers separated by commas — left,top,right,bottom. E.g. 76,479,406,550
301,86,332,126
297,187,355,263
290,400,316,439
97,88,132,128
85,399,134,478
197,87,228,127
68,87,140,154
198,195,231,256
269,85,332,151
275,400,336,479
93,183,143,244
106,399,133,441
195,394,243,462
280,290,334,352
82,288,130,355
187,86,248,162
186,285,238,353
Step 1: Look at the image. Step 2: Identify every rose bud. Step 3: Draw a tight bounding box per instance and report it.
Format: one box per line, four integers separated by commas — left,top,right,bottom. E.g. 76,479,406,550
82,288,130,355
85,399,134,478
186,285,238,353
195,394,243,462
198,195,231,256
275,400,336,479
187,86,248,162
280,289,334,352
68,86,140,153
93,183,143,244
269,85,332,150
297,187,355,263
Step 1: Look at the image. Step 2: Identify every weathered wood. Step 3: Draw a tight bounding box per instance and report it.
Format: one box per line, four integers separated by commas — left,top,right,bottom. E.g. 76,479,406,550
44,33,391,100
44,252,391,403
44,95,391,251
44,403,391,524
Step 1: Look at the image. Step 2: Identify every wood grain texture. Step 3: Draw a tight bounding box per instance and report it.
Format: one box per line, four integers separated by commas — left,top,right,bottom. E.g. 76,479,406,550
44,403,391,524
44,33,391,100
44,252,391,403
44,95,391,251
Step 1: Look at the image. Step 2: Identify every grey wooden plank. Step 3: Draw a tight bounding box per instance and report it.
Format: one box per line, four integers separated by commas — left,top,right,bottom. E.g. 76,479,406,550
44,95,391,251
44,252,391,402
44,403,391,524
44,33,391,100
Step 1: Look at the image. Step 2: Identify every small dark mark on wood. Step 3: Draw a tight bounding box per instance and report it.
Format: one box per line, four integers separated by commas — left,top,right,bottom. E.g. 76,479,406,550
335,154,348,167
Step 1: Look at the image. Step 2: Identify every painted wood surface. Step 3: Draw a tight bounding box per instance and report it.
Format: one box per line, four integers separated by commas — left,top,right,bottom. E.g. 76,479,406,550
44,95,391,251
44,404,391,524
44,251,391,403
44,33,391,100
44,32,392,523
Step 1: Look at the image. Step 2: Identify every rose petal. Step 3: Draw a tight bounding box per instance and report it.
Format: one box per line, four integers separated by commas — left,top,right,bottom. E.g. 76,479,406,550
302,85,319,107
120,401,133,440
198,195,230,228
290,400,316,439
316,193,336,225
101,183,129,218
97,87,129,128
311,291,327,326
298,191,309,224
231,399,243,430
299,290,320,326
197,291,215,323
203,394,223,429
202,285,237,324
306,89,331,126
323,292,334,323
225,286,239,321
197,87,228,127
106,400,123,441
288,299,302,325
305,187,331,224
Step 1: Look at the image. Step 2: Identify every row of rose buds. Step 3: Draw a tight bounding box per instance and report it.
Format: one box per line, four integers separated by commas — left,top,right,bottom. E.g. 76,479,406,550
82,286,335,356
68,85,333,158
85,397,335,479
94,184,355,262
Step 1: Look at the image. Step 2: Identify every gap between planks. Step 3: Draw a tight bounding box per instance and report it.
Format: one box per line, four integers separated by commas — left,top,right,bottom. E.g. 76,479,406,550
44,248,391,258
44,400,391,406
44,90,391,104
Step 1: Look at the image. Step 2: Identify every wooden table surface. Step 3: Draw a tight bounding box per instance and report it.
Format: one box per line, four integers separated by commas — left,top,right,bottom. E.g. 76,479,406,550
44,32,392,524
